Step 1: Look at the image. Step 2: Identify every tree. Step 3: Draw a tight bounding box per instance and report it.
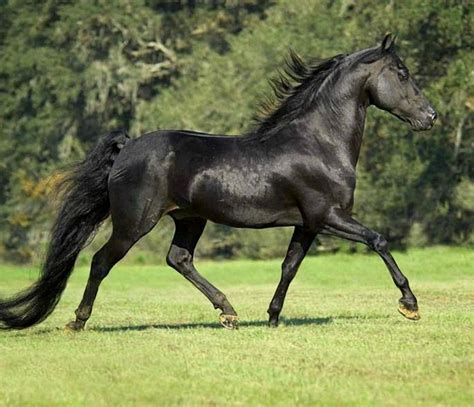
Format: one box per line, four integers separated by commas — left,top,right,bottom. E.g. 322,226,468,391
0,0,270,261
0,0,472,263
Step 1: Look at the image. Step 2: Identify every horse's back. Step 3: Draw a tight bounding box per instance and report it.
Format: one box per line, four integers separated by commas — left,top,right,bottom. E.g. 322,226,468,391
107,129,243,209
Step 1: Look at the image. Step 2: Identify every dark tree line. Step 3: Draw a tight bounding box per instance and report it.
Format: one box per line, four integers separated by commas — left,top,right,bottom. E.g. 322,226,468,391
0,0,472,263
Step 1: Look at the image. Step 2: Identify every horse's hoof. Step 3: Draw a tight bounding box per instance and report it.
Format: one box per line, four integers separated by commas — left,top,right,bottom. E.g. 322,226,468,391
64,320,85,332
268,317,279,328
398,302,420,320
219,313,239,330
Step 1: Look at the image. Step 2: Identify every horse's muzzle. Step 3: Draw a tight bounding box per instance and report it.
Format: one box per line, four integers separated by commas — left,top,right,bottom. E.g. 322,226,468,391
412,107,437,131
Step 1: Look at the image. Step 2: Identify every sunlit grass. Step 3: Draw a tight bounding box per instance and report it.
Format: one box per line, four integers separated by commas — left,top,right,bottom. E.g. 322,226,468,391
0,246,472,406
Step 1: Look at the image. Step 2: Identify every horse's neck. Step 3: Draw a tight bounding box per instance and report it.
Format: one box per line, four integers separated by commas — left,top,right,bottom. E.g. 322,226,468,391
297,74,369,168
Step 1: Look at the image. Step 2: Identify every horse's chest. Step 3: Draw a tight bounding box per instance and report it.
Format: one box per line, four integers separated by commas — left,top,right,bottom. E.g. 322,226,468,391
301,164,356,208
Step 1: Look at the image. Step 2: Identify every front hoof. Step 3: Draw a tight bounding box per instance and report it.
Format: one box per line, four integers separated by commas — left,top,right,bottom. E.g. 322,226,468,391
398,302,420,320
219,313,239,330
64,320,85,332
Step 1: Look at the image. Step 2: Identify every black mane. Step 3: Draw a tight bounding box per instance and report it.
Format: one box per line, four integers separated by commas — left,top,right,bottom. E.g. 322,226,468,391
251,47,385,139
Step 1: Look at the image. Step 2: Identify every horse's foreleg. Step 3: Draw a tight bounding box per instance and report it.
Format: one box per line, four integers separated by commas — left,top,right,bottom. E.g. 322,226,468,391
267,227,315,327
322,208,419,320
167,216,238,329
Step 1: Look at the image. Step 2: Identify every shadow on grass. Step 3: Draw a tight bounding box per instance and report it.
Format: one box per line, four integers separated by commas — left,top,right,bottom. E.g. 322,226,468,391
91,316,333,333
9,314,385,336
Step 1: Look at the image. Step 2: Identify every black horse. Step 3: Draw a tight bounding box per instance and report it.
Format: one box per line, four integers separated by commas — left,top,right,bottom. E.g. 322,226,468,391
0,34,436,330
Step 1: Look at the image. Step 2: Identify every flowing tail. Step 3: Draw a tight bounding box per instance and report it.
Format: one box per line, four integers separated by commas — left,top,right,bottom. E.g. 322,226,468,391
0,130,129,329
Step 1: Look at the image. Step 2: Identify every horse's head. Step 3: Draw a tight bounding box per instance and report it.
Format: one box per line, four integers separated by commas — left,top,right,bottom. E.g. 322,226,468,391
366,34,437,131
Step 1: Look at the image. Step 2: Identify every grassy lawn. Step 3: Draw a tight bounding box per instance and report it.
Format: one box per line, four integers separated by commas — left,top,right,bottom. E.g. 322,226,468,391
0,246,472,406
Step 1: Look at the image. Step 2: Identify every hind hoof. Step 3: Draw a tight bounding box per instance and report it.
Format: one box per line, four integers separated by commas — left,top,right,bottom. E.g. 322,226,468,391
268,316,279,327
219,313,239,330
64,320,85,332
398,302,420,320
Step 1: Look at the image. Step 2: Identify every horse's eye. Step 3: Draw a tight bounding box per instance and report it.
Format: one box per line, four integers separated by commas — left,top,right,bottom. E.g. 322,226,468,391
398,70,409,81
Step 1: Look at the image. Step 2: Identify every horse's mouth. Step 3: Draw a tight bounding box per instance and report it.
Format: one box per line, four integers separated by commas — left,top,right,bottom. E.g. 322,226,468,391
410,119,432,131
395,113,434,132
410,119,435,132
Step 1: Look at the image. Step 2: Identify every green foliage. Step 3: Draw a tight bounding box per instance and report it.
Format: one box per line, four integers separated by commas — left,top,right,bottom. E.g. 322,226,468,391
0,0,269,261
0,0,472,263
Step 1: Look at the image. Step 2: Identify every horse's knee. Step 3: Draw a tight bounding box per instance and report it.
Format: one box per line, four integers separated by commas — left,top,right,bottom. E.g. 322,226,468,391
369,234,388,253
166,246,193,274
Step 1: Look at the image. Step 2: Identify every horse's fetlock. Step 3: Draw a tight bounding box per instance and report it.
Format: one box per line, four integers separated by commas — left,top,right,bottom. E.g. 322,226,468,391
215,292,227,306
400,296,418,311
399,278,409,289
75,307,91,321
268,304,280,316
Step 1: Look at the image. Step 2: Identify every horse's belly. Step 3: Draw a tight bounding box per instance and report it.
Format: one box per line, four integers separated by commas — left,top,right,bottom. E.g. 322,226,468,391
188,183,301,228
173,164,301,227
193,201,302,228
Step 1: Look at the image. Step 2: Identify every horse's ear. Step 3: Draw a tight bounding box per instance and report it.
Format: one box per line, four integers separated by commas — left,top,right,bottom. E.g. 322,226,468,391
381,33,396,52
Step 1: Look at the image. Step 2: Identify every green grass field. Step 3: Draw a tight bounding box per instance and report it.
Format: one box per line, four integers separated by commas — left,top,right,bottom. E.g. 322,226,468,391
0,246,472,406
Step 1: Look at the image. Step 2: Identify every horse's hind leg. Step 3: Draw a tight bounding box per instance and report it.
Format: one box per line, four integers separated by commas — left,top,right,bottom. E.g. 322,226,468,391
267,227,316,327
166,216,238,329
64,232,136,331
65,182,163,331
